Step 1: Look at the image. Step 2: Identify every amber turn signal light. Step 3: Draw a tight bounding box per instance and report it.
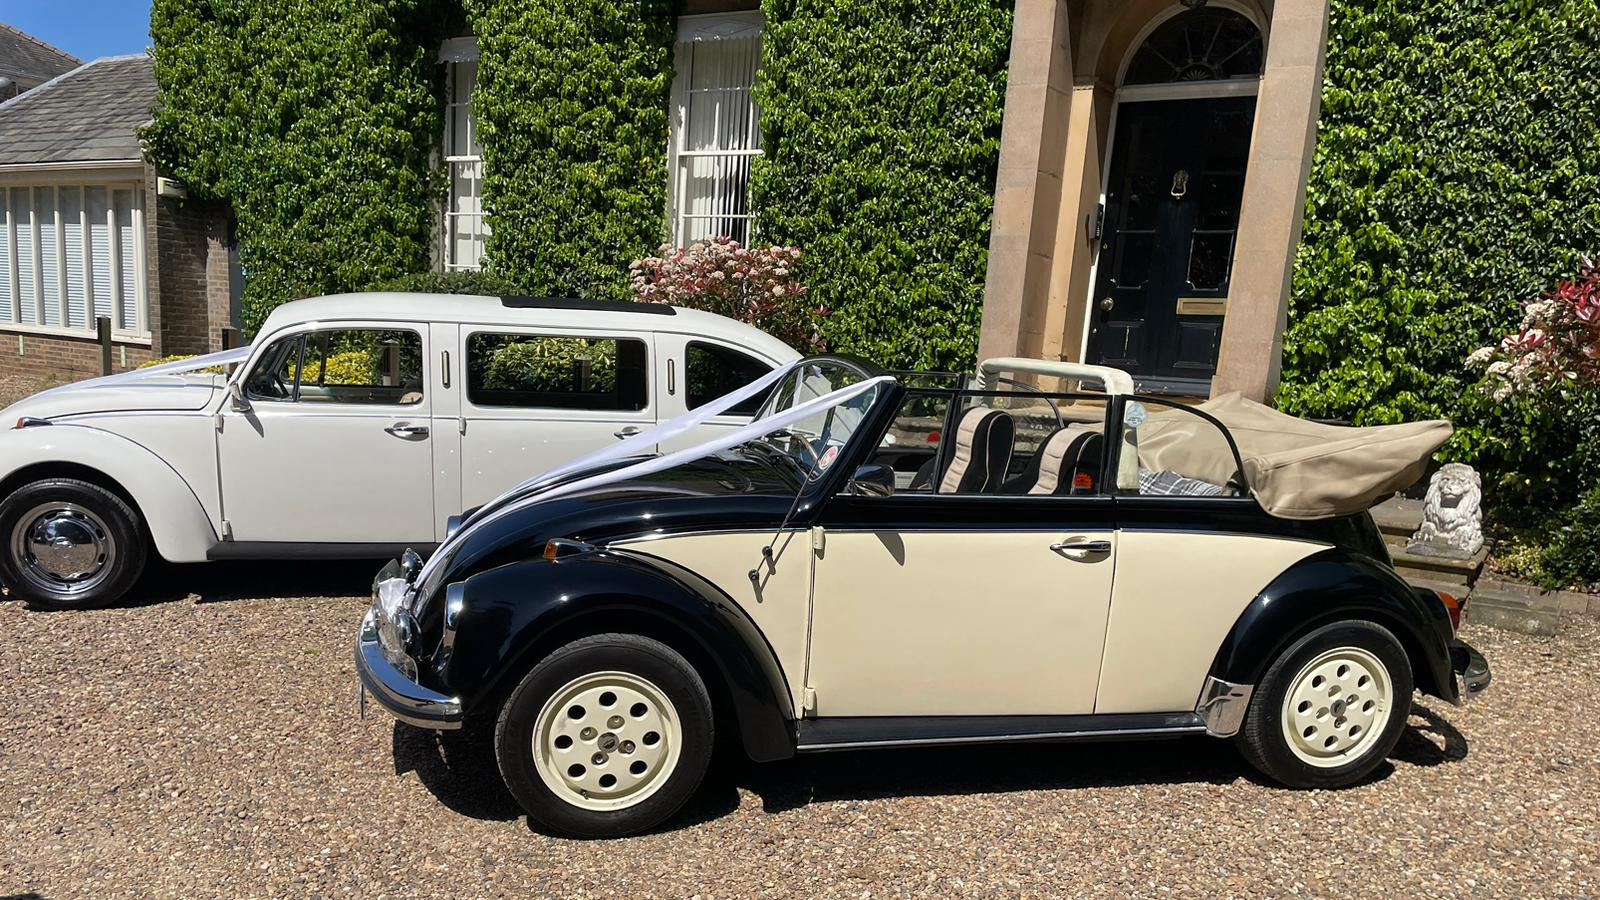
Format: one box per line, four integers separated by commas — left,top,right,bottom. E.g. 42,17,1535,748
1435,590,1464,633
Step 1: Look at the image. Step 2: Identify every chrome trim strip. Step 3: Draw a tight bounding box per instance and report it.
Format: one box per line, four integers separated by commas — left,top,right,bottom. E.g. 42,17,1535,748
435,582,467,676
797,724,1207,752
608,527,788,547
1195,676,1254,737
356,612,462,730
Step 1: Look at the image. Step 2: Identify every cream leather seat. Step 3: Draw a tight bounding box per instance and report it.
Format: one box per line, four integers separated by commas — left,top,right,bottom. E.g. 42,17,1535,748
1027,425,1103,495
937,407,1015,494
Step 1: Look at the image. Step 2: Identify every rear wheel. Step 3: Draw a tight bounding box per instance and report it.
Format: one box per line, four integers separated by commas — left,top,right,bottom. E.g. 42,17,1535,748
495,633,714,838
0,478,146,610
1236,620,1413,788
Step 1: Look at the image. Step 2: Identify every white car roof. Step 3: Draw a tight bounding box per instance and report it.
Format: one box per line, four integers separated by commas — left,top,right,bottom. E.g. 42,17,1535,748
257,292,800,363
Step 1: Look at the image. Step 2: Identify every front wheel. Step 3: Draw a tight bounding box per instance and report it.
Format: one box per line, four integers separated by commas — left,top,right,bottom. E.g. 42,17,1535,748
1236,620,1413,789
494,633,714,838
0,478,146,610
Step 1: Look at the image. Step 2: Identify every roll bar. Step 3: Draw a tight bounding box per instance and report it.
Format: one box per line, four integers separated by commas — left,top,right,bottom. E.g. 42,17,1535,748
973,357,1136,395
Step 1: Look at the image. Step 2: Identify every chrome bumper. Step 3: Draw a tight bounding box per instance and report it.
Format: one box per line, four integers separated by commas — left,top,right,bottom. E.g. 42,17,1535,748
356,609,462,730
1451,640,1491,704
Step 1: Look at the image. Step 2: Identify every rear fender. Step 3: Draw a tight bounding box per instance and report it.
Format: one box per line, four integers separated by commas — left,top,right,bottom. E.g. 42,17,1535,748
443,550,796,762
1209,548,1457,702
0,424,218,562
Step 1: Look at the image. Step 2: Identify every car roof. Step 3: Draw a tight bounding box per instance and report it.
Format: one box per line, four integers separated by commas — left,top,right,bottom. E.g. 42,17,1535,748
258,292,800,362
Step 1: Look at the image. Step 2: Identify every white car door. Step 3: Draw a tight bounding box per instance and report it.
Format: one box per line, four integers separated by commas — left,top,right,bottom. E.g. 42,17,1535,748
458,326,657,511
216,324,436,545
654,334,781,454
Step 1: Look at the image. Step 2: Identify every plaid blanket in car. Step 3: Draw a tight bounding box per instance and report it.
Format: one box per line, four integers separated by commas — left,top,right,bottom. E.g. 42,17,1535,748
1137,468,1225,497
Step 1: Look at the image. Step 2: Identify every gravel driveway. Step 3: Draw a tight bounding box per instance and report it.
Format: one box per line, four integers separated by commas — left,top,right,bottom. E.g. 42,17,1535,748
2,560,1596,900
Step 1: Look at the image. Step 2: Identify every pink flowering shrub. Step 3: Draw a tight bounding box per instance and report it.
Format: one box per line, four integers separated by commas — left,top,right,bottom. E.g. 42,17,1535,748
628,237,826,352
1469,257,1600,400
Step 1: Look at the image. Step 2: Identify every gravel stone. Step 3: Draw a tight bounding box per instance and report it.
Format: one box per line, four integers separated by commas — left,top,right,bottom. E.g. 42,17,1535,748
2,565,1598,898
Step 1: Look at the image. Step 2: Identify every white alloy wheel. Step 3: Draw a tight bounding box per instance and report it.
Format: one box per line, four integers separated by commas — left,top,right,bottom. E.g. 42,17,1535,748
1280,646,1394,768
531,670,683,812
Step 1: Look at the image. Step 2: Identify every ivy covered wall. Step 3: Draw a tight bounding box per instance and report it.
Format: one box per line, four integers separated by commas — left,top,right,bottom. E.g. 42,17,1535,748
146,0,454,333
466,0,676,301
752,0,1014,372
1281,0,1600,581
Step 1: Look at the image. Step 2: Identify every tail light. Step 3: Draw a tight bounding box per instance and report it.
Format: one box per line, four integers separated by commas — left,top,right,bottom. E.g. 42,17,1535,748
1435,590,1464,633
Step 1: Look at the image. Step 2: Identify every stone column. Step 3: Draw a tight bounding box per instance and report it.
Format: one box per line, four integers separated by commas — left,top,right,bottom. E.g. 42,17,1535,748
1210,0,1331,402
976,0,1075,364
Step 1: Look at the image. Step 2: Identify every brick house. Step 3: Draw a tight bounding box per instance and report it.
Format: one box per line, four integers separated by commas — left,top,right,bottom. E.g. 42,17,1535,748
0,51,238,380
0,23,78,101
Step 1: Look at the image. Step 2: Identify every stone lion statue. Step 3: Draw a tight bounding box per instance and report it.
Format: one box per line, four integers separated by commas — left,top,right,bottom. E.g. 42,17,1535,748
1407,463,1484,557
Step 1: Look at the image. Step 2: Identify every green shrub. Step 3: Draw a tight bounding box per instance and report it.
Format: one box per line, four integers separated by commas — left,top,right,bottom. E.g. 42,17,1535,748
295,350,375,386
481,338,618,393
1281,0,1600,587
752,0,1013,371
146,0,457,336
466,0,675,301
366,271,519,296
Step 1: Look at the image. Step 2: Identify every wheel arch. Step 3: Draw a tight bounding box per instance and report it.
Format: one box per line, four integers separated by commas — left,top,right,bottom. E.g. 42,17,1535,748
444,551,796,763
1208,548,1456,703
0,426,217,562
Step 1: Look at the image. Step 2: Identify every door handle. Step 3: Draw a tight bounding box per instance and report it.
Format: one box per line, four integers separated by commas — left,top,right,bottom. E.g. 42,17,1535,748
614,426,643,440
385,422,429,438
1051,539,1111,555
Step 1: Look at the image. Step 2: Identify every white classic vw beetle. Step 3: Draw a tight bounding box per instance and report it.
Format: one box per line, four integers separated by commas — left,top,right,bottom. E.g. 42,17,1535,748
0,293,796,609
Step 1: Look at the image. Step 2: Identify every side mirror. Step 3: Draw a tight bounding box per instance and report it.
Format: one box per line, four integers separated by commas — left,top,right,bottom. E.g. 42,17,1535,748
228,380,252,413
846,463,896,498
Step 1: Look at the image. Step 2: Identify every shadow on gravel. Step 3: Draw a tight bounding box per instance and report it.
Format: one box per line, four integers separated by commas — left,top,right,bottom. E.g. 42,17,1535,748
392,719,523,822
125,557,383,607
1392,704,1470,766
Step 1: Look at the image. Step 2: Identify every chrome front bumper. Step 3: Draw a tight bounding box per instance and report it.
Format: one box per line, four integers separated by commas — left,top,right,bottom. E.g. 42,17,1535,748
1451,640,1491,704
356,608,462,730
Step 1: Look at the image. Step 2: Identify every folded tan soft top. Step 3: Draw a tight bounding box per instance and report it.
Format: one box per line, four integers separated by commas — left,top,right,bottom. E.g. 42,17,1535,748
1135,392,1452,520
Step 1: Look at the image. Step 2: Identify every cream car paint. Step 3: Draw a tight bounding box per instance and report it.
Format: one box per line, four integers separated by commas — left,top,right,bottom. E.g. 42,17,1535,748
807,529,1118,716
618,530,813,715
1093,530,1329,714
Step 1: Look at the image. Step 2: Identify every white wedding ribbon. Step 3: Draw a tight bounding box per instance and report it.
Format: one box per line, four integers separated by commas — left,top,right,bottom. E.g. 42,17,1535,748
413,371,896,597
35,345,254,398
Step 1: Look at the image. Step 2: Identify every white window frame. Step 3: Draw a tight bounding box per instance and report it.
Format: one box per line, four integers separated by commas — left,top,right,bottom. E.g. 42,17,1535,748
440,37,486,272
668,11,764,248
0,174,150,343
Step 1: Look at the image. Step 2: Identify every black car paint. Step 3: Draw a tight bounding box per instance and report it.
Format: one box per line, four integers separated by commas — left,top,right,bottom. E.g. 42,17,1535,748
1208,547,1458,701
440,549,796,762
413,375,1455,756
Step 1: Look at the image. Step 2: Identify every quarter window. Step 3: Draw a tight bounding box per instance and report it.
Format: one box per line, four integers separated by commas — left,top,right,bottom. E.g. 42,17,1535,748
243,329,424,405
1118,398,1244,496
685,341,772,415
466,333,649,411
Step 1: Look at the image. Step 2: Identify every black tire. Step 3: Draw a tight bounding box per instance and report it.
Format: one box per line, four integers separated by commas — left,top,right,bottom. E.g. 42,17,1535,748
1235,619,1414,789
0,478,146,611
494,633,714,838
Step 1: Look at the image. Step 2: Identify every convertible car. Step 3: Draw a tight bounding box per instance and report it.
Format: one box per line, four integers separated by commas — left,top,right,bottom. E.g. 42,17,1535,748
357,355,1491,838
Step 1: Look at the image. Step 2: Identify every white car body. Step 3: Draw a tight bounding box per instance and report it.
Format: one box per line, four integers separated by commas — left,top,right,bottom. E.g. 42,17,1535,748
0,293,798,569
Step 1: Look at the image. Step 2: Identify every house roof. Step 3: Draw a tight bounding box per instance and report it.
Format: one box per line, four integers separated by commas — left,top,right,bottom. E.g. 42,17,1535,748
0,54,156,167
0,23,81,84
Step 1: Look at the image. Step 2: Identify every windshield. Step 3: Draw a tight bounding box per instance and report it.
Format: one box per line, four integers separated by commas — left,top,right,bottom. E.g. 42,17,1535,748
742,360,880,483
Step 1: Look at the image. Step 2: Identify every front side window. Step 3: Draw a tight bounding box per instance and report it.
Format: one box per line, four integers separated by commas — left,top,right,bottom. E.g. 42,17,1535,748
686,341,773,415
442,38,486,271
466,332,649,410
243,329,424,405
670,12,763,246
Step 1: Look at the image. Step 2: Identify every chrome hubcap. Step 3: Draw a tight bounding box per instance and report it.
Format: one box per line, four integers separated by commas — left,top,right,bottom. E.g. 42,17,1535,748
532,671,682,812
1281,646,1393,768
9,502,116,595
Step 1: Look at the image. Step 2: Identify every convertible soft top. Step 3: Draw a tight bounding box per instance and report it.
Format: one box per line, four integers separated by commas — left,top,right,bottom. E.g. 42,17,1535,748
1136,392,1452,520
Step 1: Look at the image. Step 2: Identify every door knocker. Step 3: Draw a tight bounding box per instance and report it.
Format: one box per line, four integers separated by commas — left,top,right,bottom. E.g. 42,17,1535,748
1170,169,1189,201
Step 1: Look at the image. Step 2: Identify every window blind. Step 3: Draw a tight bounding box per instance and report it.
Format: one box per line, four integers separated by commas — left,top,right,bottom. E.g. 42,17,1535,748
0,184,147,334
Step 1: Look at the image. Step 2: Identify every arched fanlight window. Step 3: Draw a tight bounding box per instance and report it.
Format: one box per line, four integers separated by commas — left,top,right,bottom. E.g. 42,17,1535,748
1123,8,1263,85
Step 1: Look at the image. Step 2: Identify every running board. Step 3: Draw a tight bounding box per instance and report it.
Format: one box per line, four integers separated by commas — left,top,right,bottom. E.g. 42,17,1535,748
795,713,1208,752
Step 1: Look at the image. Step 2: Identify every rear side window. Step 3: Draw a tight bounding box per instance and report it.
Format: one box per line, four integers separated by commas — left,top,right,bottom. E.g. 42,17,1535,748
686,341,773,416
466,333,649,410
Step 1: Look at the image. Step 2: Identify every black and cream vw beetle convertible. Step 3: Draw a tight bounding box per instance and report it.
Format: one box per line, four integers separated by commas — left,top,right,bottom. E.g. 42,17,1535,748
356,355,1491,838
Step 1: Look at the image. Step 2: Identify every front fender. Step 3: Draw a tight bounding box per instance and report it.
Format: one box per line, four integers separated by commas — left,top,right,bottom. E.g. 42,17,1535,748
0,424,218,562
1209,548,1457,702
443,550,796,762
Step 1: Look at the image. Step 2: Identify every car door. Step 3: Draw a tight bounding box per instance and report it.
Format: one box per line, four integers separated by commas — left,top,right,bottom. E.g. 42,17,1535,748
805,389,1119,717
654,334,780,453
458,326,656,511
216,324,435,545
